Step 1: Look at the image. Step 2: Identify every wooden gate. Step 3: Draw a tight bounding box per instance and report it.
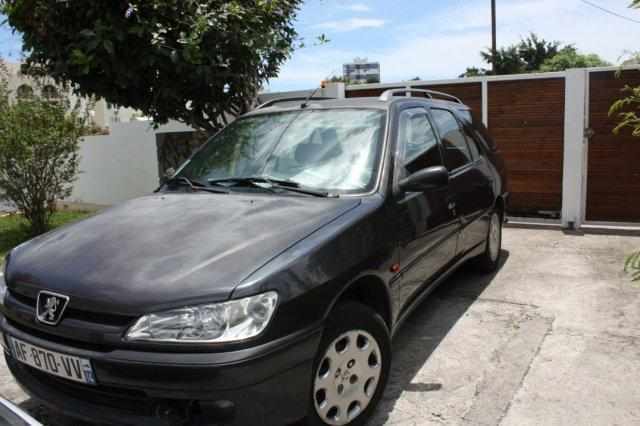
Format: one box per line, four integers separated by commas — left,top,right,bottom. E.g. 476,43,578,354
586,70,640,223
487,78,566,218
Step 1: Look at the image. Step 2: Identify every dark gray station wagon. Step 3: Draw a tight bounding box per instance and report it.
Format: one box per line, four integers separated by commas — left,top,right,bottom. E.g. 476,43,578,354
1,89,507,426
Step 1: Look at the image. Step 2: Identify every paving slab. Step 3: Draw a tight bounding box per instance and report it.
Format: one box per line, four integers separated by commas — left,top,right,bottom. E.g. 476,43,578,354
501,329,640,426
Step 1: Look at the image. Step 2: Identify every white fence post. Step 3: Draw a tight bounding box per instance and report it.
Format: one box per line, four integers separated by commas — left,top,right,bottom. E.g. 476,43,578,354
481,79,489,127
561,69,588,229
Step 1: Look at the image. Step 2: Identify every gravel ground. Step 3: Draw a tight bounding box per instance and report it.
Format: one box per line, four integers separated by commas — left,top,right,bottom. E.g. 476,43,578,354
1,227,639,425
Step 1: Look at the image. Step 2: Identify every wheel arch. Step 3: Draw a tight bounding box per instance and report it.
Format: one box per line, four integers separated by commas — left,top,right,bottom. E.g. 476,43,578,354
324,275,393,331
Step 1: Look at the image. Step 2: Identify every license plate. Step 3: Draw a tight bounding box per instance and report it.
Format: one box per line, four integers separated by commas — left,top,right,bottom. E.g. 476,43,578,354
8,336,96,385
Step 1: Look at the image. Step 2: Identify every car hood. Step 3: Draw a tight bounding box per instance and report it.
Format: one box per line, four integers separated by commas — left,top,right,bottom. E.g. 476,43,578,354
8,193,360,315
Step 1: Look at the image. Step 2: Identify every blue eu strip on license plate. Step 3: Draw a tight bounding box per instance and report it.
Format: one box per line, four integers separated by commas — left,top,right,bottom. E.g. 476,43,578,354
8,336,96,385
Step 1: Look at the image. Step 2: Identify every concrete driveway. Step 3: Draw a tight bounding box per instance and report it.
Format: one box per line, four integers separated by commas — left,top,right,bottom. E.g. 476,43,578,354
1,227,639,425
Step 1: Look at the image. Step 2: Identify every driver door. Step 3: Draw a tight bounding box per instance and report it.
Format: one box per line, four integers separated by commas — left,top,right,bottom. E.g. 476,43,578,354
392,107,459,316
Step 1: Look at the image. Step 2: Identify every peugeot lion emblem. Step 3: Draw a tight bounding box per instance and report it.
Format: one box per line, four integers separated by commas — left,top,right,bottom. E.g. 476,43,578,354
36,291,70,326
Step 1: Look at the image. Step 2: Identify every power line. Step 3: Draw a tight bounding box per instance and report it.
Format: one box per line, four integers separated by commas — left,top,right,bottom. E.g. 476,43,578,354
580,0,640,25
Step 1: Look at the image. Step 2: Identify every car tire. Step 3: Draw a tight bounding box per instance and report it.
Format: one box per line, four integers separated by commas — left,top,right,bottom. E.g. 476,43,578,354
475,210,503,273
306,302,391,426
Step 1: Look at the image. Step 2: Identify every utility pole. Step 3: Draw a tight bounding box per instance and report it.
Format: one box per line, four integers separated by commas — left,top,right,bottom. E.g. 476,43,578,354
491,0,497,73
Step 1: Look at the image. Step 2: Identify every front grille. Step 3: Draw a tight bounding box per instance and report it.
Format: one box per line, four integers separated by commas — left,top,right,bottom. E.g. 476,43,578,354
8,288,136,327
9,290,33,306
6,318,112,352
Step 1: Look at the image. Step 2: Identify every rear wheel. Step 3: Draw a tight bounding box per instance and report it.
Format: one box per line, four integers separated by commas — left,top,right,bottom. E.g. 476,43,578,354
475,210,502,273
307,302,390,426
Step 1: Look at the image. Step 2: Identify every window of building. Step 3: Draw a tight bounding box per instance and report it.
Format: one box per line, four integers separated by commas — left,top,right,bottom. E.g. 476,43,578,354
16,84,33,100
42,85,60,101
431,109,473,171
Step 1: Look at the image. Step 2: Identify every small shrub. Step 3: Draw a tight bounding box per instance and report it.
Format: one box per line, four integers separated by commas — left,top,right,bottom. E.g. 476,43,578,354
0,65,86,235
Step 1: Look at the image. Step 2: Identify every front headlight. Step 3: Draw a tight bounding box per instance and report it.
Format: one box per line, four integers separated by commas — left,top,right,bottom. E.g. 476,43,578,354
126,291,278,343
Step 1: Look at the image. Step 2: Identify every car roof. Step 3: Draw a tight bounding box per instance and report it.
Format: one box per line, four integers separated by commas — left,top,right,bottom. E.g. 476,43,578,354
246,96,471,117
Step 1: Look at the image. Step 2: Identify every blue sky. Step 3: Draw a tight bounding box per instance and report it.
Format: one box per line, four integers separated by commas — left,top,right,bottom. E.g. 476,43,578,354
2,0,640,91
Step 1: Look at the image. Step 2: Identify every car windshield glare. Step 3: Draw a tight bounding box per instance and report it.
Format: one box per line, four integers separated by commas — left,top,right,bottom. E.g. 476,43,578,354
178,109,386,194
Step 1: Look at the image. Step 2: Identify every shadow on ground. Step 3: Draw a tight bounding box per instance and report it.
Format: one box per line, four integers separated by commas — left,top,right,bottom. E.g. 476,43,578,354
369,250,510,425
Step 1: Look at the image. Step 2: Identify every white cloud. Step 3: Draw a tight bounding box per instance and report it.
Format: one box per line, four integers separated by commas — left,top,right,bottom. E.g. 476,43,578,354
342,3,371,13
314,18,386,32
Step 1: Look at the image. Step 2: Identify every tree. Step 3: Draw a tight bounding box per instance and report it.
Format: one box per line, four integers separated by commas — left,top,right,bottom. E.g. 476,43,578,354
516,33,561,72
460,33,607,77
472,33,560,76
0,64,85,235
1,0,303,133
611,0,640,139
480,45,526,75
621,52,640,66
540,46,610,72
329,76,347,83
459,67,489,78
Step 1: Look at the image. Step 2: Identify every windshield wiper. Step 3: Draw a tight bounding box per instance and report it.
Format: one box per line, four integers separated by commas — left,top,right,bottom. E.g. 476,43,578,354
207,177,278,193
208,176,336,198
165,176,229,194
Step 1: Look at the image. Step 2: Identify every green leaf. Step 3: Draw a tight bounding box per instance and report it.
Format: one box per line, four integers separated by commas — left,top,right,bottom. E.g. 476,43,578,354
79,29,95,38
103,40,114,56
625,252,640,282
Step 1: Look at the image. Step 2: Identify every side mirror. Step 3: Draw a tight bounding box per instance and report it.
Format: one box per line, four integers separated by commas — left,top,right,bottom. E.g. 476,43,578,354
399,166,449,192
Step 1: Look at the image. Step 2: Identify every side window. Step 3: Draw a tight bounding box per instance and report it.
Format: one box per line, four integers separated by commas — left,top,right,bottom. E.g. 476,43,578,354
473,125,497,152
464,128,482,159
431,109,473,171
398,108,443,175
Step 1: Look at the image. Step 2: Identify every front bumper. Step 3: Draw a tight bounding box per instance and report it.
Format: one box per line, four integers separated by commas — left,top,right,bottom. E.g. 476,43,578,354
1,316,322,425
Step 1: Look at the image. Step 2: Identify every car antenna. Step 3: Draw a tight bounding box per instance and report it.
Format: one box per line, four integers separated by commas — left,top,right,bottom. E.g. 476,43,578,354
301,69,338,109
300,86,322,109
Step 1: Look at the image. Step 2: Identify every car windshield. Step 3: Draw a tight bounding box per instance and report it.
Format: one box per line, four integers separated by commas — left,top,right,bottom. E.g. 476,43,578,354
177,108,386,194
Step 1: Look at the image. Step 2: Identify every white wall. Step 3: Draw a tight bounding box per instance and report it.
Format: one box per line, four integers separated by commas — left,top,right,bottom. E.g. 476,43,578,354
69,121,192,206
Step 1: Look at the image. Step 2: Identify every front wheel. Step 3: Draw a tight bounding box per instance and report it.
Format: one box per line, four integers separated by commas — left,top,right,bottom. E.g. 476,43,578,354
307,302,391,426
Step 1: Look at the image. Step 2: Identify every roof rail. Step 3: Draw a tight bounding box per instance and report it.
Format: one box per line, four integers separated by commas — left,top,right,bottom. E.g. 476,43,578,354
378,88,463,104
255,96,334,110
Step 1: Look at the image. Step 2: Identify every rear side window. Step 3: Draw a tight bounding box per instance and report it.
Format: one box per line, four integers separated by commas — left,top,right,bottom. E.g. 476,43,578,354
464,128,482,159
398,108,443,174
431,109,473,171
457,109,473,123
473,124,498,152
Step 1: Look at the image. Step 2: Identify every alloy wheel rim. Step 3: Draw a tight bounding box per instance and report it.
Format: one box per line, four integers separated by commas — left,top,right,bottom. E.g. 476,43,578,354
489,213,501,262
313,330,382,425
